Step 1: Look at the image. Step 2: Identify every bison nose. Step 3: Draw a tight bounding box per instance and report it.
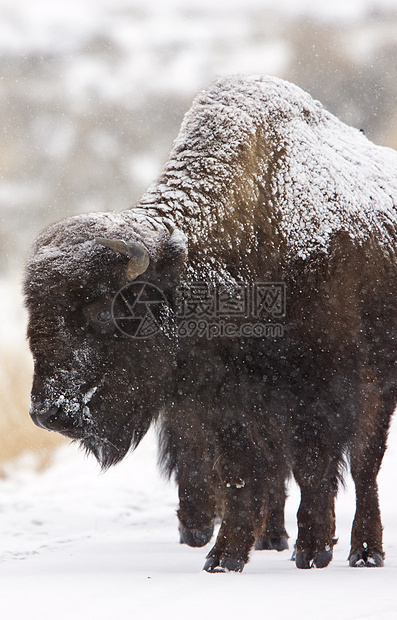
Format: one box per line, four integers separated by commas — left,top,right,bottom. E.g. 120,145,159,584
30,406,65,432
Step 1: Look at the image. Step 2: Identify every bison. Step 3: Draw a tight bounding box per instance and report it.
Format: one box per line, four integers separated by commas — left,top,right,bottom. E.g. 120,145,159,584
24,75,397,572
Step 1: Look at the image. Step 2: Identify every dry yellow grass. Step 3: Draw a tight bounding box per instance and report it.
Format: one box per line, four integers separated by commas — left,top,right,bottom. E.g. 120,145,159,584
0,347,64,474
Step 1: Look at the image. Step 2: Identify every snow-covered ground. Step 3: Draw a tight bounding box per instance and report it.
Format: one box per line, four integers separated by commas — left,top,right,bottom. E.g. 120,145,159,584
1,419,397,620
2,1,397,618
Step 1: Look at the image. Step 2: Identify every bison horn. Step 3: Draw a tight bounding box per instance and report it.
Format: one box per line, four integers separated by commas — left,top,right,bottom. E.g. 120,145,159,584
95,237,150,281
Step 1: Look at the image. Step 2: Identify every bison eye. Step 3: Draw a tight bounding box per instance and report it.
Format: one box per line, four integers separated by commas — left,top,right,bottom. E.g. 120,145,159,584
84,300,116,335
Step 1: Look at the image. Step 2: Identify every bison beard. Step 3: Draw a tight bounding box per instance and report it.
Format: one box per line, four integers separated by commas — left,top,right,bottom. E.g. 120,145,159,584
24,75,397,572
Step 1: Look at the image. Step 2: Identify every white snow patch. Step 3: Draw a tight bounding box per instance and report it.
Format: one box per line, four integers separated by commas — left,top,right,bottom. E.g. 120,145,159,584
0,421,397,619
83,386,98,405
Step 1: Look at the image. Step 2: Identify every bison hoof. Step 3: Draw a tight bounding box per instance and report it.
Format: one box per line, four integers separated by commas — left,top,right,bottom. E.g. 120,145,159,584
349,548,384,568
313,549,333,568
179,523,214,548
255,535,289,552
295,551,311,569
203,555,245,573
295,548,333,569
203,556,223,572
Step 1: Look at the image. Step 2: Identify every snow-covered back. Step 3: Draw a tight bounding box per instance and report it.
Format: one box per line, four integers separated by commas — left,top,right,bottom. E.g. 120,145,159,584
141,75,397,263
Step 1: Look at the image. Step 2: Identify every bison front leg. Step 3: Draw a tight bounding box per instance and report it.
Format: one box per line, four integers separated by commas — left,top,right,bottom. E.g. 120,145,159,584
294,470,338,569
159,413,218,548
177,469,218,548
203,480,260,573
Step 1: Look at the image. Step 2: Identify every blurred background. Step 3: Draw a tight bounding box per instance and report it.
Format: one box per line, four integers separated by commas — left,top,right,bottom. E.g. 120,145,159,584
1,0,397,472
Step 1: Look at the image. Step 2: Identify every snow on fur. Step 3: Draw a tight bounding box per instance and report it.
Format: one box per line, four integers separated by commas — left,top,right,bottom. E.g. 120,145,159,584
140,75,397,261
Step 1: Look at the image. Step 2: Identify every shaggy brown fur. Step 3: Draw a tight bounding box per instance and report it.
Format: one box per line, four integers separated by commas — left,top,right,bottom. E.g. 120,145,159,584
24,76,397,571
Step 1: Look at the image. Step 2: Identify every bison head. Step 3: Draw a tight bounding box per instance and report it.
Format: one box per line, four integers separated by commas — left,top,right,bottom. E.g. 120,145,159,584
24,210,186,469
